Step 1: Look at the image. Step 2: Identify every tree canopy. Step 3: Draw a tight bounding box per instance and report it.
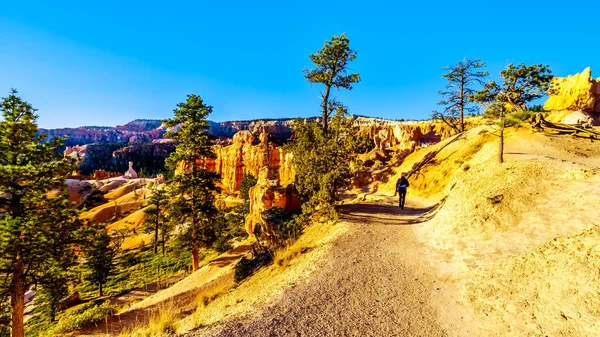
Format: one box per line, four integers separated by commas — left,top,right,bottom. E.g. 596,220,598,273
164,94,221,271
303,33,360,133
433,58,487,133
471,63,552,113
0,89,82,337
288,107,370,220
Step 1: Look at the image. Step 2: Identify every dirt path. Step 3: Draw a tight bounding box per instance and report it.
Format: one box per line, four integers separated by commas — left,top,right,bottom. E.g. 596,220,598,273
185,196,473,337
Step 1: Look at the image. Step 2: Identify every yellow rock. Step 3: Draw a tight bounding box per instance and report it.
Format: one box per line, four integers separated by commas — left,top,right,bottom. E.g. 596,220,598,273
544,67,597,112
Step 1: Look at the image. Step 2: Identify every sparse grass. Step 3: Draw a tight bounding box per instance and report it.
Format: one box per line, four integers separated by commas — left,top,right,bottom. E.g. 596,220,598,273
274,245,313,269
195,284,230,309
177,220,346,334
118,303,179,337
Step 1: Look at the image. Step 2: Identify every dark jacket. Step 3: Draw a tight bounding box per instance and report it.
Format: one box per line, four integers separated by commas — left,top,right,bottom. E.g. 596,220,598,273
396,176,409,191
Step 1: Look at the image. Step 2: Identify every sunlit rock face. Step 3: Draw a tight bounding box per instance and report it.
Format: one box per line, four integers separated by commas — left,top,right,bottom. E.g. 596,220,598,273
364,119,454,151
244,167,301,237
544,67,600,113
175,130,295,194
213,131,294,194
176,118,453,194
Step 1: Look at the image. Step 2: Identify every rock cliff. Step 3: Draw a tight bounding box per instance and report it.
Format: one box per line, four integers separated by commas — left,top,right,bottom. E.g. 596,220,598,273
208,120,294,144
544,67,600,113
40,119,166,146
365,119,454,151
178,131,294,195
56,117,452,194
245,166,301,237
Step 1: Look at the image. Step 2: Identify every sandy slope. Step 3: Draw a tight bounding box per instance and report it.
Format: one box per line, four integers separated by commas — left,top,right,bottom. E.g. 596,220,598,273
184,197,474,337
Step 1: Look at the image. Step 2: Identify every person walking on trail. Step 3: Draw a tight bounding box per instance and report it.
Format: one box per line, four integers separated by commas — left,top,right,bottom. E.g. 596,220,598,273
394,173,409,209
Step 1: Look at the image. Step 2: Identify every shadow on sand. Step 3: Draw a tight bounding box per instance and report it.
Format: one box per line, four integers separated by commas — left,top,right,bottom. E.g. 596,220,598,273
338,199,445,226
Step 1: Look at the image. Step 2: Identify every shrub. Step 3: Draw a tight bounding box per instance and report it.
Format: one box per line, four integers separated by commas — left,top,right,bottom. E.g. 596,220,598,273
234,251,273,283
212,236,232,253
239,174,258,201
51,301,119,334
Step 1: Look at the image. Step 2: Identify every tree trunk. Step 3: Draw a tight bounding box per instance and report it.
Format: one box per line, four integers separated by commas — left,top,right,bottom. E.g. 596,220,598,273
498,113,505,164
162,233,166,256
321,85,332,133
154,221,159,254
459,77,465,132
192,243,199,272
505,95,524,113
99,283,103,297
10,258,25,337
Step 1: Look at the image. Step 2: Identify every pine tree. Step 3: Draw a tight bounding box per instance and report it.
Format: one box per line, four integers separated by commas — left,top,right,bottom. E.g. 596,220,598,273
472,63,553,113
288,107,370,219
0,89,81,337
144,187,169,255
432,58,487,133
84,225,123,297
472,63,553,163
303,33,360,134
164,95,220,272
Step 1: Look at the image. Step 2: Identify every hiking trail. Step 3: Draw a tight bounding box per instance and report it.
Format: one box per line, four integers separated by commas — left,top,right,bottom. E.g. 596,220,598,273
185,195,474,337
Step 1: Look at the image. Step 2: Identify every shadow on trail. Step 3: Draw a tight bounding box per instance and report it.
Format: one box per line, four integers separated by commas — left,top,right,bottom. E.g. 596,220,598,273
338,199,445,226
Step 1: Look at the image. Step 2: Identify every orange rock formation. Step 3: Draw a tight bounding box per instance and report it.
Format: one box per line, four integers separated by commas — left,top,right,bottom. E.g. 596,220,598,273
177,119,451,196
544,67,600,112
244,167,301,236
367,120,454,150
177,130,294,195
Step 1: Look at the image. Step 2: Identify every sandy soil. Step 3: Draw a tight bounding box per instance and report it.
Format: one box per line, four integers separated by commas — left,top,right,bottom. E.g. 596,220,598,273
184,196,474,337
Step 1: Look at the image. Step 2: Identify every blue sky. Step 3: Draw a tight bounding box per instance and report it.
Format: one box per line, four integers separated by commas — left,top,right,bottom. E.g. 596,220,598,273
1,0,598,128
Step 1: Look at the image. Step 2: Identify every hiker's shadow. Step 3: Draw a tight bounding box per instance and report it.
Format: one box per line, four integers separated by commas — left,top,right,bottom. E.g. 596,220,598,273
339,201,443,225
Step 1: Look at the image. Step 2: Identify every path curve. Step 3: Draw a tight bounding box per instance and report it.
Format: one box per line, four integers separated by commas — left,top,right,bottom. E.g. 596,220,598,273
186,197,467,337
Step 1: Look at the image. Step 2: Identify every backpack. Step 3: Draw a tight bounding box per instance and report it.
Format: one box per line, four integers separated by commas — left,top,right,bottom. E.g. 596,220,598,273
396,183,407,192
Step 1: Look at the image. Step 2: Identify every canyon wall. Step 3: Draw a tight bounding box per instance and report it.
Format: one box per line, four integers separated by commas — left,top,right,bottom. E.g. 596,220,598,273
40,119,166,146
57,117,453,193
179,130,294,195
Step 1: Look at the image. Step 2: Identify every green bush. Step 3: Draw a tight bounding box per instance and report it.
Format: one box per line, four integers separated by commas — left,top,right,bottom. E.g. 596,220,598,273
234,252,273,283
510,110,534,122
50,301,118,333
504,110,535,127
213,236,232,253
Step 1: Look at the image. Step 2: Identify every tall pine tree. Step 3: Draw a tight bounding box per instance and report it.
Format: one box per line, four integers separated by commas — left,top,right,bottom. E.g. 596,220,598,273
303,33,360,134
164,95,220,272
432,58,487,133
143,187,169,255
84,225,122,297
0,89,81,337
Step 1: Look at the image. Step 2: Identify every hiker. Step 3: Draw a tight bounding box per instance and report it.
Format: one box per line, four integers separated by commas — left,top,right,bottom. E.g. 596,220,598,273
394,173,409,209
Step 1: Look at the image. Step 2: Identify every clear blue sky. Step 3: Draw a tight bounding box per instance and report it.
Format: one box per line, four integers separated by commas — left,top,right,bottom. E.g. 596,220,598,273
1,0,598,128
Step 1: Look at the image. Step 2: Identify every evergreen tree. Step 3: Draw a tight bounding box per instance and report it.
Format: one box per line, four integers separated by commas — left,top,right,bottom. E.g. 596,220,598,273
472,63,552,113
164,95,220,272
303,33,360,133
84,225,123,297
0,89,81,337
472,63,553,163
144,187,169,255
36,272,69,322
239,173,257,202
288,107,369,220
432,58,487,133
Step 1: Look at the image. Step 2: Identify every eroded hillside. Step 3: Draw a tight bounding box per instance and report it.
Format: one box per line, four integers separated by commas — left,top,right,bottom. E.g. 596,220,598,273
369,124,600,336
